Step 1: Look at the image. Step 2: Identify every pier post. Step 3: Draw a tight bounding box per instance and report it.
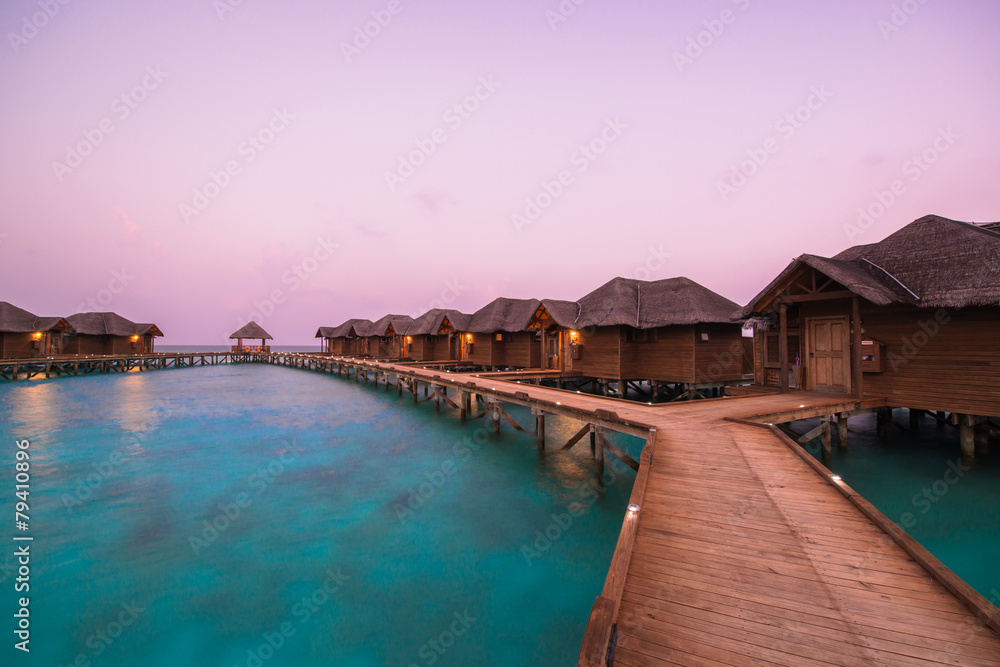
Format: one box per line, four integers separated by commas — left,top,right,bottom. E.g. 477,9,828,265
909,408,921,431
619,378,626,398
877,408,889,439
535,410,546,452
398,377,403,397
424,382,428,397
460,392,469,421
959,414,975,461
434,386,440,412
589,424,597,453
413,380,419,403
491,403,500,435
837,413,849,449
821,416,832,461
975,419,990,456
651,381,658,403
594,429,605,481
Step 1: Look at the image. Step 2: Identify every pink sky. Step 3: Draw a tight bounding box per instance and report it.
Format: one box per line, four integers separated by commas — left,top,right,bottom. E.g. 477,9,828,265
2,0,999,344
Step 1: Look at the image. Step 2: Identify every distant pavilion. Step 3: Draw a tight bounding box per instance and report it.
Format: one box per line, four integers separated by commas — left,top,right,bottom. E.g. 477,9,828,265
230,322,272,353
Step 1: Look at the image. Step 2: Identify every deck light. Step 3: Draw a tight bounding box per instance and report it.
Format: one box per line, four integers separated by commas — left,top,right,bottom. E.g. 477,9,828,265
556,402,561,405
830,475,842,482
627,504,640,513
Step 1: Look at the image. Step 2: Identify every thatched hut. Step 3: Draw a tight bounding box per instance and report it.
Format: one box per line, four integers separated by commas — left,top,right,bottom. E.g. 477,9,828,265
64,312,163,355
316,319,371,356
526,299,581,371
402,309,470,362
565,277,744,395
0,302,74,358
465,298,544,369
230,322,272,353
742,215,1000,423
362,314,413,358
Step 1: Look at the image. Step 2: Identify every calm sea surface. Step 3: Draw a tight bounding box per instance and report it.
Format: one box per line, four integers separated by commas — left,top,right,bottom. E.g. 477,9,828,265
800,412,1000,601
0,364,642,666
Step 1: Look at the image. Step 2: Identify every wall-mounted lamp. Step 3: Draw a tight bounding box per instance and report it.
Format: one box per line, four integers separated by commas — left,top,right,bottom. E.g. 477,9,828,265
32,332,43,340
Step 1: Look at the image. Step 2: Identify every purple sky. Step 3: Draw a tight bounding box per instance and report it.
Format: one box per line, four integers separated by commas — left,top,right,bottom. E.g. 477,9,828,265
2,0,999,344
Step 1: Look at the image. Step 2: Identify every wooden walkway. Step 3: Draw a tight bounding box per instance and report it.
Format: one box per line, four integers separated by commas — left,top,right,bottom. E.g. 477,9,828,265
275,354,1000,666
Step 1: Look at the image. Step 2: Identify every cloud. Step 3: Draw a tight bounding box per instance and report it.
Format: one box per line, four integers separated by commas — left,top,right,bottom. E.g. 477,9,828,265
412,187,457,212
115,207,142,246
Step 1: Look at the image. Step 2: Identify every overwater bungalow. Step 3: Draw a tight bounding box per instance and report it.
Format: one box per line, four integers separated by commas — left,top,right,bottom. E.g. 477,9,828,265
63,312,163,355
362,314,413,358
741,215,1000,443
402,309,470,362
229,321,272,353
0,302,74,358
561,276,745,397
465,298,545,369
526,298,582,371
316,319,371,356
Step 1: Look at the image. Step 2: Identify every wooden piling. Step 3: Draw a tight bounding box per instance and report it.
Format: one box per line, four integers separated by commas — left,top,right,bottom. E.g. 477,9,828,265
877,408,889,439
535,410,546,452
975,420,990,456
594,430,605,481
491,403,500,434
837,413,848,449
959,414,974,461
909,408,921,431
460,392,469,421
821,416,832,460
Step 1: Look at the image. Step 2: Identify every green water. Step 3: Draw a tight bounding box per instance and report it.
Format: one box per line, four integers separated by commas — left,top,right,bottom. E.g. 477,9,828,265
798,412,1000,603
0,364,641,666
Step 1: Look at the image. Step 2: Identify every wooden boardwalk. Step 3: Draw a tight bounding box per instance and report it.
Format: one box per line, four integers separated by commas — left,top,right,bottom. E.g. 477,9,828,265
279,354,1000,666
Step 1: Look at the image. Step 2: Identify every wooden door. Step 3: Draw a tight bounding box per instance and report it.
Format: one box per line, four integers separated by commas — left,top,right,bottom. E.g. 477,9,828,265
546,335,557,370
806,316,851,393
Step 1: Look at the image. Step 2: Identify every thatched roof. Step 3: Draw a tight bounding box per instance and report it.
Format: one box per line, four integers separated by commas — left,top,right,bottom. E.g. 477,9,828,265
0,303,74,333
67,312,156,337
742,215,1000,315
229,321,272,340
575,277,742,329
538,299,581,328
405,309,470,336
366,314,413,337
467,298,541,333
316,319,371,339
978,222,1000,233
134,323,164,337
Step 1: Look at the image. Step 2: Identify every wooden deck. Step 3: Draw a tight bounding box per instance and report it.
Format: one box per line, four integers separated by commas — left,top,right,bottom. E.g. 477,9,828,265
272,353,1000,666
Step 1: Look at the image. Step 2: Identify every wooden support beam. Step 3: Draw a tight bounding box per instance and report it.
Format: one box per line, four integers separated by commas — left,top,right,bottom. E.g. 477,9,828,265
491,403,500,434
594,430,605,480
460,392,469,421
821,416,832,460
558,424,593,452
909,408,921,431
837,413,849,449
877,408,889,439
536,411,546,452
497,405,525,432
596,431,639,472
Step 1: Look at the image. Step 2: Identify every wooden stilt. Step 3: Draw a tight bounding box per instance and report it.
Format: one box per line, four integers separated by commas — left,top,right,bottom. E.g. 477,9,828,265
975,420,990,456
435,387,440,411
821,416,832,461
460,392,469,421
837,413,848,449
594,430,605,481
909,408,921,431
618,378,626,398
959,415,974,461
536,410,546,452
651,381,658,403
590,424,597,453
491,403,500,434
877,408,889,439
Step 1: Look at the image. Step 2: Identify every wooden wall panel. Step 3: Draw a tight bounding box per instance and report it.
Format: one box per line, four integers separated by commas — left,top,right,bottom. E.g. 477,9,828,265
573,326,622,379
693,324,746,383
505,332,536,368
620,326,693,381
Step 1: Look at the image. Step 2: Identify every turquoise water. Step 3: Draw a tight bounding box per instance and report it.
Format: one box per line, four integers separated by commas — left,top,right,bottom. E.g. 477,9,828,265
798,412,1000,603
0,364,641,666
